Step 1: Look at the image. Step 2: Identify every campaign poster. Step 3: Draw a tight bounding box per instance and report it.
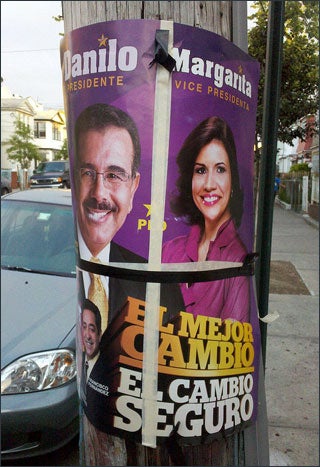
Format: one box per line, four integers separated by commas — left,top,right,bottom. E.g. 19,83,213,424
61,19,260,448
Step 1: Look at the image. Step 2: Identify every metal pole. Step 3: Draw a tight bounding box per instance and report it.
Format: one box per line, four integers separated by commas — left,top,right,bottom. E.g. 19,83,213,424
255,0,285,367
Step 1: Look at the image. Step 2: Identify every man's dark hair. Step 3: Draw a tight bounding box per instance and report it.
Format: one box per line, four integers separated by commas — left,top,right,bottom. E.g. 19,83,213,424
74,103,141,176
81,298,102,335
170,116,244,228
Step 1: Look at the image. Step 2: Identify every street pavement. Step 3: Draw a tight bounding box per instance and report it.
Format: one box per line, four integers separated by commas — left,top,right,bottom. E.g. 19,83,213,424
266,204,319,466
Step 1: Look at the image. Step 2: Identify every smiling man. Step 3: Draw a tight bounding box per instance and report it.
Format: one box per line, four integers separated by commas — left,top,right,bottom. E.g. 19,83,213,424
73,103,146,336
79,298,102,410
74,103,141,259
81,299,102,376
74,104,147,465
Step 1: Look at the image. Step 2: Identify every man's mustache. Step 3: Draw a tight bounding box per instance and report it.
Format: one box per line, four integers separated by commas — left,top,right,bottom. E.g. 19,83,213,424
84,198,116,212
84,338,94,345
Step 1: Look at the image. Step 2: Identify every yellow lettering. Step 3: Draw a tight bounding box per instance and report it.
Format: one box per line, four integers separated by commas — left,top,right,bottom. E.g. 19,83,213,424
158,333,186,368
186,338,219,370
178,312,208,339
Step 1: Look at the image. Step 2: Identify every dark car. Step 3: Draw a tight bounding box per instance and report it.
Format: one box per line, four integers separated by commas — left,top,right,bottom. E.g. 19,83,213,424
1,189,79,460
29,160,70,189
1,176,12,196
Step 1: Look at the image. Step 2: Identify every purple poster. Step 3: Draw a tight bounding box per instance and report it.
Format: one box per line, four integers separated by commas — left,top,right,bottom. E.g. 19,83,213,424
61,19,260,449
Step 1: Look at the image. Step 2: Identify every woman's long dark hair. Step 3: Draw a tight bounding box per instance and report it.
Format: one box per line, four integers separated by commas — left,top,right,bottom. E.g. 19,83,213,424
170,116,244,228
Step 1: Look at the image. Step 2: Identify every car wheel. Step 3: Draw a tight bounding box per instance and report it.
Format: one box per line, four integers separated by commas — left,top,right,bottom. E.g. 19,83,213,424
1,188,9,196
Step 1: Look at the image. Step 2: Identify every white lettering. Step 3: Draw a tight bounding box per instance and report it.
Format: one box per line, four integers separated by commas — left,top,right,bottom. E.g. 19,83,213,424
83,50,97,75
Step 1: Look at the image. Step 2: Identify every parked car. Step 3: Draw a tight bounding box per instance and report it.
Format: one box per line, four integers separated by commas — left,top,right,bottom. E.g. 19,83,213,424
29,160,70,189
1,189,78,460
1,176,12,196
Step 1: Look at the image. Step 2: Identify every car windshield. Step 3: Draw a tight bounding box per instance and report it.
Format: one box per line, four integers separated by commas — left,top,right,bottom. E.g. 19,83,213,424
35,162,66,173
1,200,76,277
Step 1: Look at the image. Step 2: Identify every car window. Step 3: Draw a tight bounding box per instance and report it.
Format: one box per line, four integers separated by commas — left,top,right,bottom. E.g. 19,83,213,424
34,162,67,173
48,162,66,172
34,162,47,173
1,200,76,276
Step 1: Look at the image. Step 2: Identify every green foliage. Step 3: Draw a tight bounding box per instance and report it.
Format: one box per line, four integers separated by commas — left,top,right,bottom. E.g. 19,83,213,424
54,139,69,160
52,15,63,23
52,14,64,37
278,185,291,204
289,162,310,173
248,1,319,145
6,120,42,169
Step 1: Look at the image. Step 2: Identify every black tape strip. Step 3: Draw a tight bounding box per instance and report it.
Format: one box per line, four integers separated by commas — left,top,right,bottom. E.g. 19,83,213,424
78,253,258,284
149,29,176,72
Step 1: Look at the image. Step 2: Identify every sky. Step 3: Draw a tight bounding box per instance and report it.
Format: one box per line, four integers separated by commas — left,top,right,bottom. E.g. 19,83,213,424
1,1,255,111
1,1,64,109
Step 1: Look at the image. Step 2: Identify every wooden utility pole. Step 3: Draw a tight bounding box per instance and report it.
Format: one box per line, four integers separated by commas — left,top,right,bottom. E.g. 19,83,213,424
62,1,232,38
61,2,268,465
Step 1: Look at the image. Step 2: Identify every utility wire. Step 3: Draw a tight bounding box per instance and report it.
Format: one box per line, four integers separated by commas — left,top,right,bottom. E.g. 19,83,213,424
2,48,58,53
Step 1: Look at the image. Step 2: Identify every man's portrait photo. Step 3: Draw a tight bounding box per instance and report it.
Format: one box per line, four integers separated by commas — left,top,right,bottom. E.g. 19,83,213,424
73,103,141,262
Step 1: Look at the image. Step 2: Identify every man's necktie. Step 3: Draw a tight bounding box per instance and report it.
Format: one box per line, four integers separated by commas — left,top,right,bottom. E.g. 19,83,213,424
85,360,89,382
88,257,108,334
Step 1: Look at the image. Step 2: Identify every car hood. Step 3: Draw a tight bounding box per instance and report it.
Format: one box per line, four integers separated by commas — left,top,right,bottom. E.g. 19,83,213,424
1,269,77,369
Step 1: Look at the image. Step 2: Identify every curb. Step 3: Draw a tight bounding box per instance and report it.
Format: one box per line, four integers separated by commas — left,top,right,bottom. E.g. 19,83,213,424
302,213,319,230
275,197,319,230
275,198,291,210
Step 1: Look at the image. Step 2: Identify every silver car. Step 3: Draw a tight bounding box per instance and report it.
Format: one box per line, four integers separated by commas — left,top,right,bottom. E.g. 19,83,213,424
1,189,79,460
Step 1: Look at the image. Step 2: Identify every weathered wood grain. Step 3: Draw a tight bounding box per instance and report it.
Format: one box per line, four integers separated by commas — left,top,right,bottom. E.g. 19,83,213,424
62,1,231,33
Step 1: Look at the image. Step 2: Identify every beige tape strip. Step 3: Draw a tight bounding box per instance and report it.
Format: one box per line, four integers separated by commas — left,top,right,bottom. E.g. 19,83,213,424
141,20,174,448
107,260,243,271
259,311,280,323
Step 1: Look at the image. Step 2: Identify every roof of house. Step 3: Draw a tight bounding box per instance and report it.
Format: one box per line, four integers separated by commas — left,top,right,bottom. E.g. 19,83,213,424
1,97,37,115
34,109,65,124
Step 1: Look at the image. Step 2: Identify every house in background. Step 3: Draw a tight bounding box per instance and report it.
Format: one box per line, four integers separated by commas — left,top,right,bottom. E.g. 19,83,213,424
1,83,66,188
34,109,66,161
277,140,298,174
276,113,319,221
277,114,318,174
295,114,319,218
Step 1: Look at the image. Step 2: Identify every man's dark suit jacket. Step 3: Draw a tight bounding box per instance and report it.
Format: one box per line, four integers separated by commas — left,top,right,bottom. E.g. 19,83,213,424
79,241,185,436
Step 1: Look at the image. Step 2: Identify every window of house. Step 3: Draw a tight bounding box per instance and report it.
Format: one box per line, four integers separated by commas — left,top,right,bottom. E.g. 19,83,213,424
52,123,61,141
34,121,46,138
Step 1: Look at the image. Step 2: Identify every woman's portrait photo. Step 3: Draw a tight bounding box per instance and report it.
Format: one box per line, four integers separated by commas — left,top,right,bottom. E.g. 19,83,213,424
162,116,250,322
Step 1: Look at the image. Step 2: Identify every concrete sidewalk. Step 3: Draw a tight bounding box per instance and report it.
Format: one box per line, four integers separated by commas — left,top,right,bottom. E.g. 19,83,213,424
265,204,319,466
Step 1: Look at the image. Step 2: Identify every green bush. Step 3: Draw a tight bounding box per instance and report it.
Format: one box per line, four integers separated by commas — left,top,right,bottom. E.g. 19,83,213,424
278,186,291,204
289,162,310,174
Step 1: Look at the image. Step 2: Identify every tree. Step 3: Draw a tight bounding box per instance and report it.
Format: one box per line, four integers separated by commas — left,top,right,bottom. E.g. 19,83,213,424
55,138,69,160
6,119,42,169
248,1,319,147
289,162,310,174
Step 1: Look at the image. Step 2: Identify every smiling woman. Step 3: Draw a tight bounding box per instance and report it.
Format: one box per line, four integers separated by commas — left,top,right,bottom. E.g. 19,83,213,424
162,116,249,322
